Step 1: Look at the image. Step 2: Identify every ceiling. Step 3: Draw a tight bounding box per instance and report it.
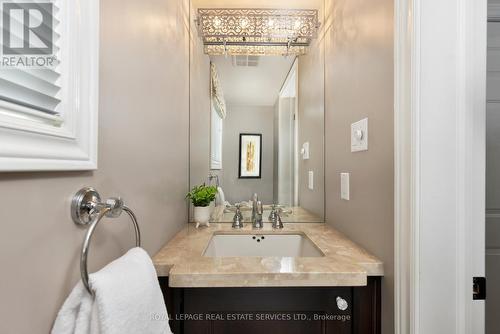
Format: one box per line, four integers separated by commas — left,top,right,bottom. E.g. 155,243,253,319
211,55,295,106
192,0,322,10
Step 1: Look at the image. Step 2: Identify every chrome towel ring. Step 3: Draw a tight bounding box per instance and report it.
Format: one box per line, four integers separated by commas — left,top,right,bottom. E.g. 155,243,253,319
71,187,141,296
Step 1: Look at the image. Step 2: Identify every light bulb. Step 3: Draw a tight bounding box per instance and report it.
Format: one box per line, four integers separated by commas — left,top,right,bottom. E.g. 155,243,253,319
213,17,221,28
240,17,249,28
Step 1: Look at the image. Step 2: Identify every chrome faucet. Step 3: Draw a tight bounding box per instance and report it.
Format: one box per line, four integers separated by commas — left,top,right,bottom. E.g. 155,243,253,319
268,204,278,222
251,193,263,229
251,193,258,223
232,203,244,229
254,201,263,228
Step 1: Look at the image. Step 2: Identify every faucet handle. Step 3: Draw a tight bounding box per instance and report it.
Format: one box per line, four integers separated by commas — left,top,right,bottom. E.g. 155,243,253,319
232,204,244,229
272,207,284,229
268,204,278,221
278,207,292,217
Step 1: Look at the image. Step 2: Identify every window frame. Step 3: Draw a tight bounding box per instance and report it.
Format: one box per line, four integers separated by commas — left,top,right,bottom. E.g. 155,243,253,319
0,0,98,171
210,101,223,170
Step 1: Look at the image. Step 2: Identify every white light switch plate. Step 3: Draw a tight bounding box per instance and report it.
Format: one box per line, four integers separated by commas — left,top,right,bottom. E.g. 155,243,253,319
308,171,314,190
341,173,350,200
351,118,368,152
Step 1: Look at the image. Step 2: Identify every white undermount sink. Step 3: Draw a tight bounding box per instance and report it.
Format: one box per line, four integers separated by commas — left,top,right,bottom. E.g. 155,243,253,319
203,233,325,257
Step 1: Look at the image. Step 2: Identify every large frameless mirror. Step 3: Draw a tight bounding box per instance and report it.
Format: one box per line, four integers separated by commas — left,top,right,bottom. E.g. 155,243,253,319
189,5,325,223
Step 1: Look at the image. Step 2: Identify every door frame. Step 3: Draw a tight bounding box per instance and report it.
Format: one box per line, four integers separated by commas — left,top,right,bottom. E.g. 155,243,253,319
486,4,500,334
279,58,299,206
394,0,487,333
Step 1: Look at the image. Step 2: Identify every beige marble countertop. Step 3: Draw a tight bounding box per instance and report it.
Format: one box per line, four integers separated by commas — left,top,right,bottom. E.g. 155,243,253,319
153,223,383,288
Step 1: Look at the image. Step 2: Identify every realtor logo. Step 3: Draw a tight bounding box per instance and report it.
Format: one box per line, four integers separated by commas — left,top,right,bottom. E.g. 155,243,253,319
1,1,57,68
2,2,53,55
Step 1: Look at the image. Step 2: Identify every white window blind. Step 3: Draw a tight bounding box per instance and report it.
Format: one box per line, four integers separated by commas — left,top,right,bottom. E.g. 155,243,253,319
0,2,61,115
210,62,226,119
0,0,99,171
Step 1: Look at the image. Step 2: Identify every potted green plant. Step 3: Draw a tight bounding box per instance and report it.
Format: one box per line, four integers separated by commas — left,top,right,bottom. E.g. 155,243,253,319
186,184,218,227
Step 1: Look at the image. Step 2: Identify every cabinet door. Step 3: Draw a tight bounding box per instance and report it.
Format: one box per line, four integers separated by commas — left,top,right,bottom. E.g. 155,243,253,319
160,277,381,334
182,287,352,334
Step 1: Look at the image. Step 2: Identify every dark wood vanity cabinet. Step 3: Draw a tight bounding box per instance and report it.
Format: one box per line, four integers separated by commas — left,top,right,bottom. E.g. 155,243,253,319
159,277,381,334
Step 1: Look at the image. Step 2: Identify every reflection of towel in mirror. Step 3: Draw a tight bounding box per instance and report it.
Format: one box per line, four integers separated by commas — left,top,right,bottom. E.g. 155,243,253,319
51,247,172,334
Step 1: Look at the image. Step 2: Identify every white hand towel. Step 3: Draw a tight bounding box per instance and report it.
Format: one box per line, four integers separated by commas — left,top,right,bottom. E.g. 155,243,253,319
52,247,172,334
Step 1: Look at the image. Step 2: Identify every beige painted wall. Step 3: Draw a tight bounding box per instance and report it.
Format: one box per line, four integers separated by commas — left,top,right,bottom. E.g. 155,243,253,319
188,2,214,198
0,0,190,332
324,0,394,333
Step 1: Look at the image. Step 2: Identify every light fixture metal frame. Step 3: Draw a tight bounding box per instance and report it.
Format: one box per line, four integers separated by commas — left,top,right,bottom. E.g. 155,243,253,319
196,8,320,56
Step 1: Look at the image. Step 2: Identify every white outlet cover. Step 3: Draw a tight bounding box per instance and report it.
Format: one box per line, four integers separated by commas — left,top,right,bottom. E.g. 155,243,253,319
308,171,314,190
351,118,368,152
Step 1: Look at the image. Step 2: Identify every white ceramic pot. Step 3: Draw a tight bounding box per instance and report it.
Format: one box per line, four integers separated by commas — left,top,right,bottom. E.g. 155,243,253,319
193,206,211,228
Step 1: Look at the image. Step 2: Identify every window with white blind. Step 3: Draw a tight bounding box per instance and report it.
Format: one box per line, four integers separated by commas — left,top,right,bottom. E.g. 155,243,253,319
0,68,61,116
0,0,98,171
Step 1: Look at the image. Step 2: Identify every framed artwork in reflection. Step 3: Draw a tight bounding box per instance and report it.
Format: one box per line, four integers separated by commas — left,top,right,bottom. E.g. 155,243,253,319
238,133,262,179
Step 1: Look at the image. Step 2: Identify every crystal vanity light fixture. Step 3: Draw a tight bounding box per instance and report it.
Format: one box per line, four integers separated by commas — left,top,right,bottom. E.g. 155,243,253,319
196,8,320,56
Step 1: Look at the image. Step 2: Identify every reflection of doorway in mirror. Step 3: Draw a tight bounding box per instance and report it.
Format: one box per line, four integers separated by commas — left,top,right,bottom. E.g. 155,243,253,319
276,59,299,206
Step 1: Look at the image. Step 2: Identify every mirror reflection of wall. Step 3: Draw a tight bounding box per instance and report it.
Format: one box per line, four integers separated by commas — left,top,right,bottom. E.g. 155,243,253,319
212,55,295,206
189,13,325,223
